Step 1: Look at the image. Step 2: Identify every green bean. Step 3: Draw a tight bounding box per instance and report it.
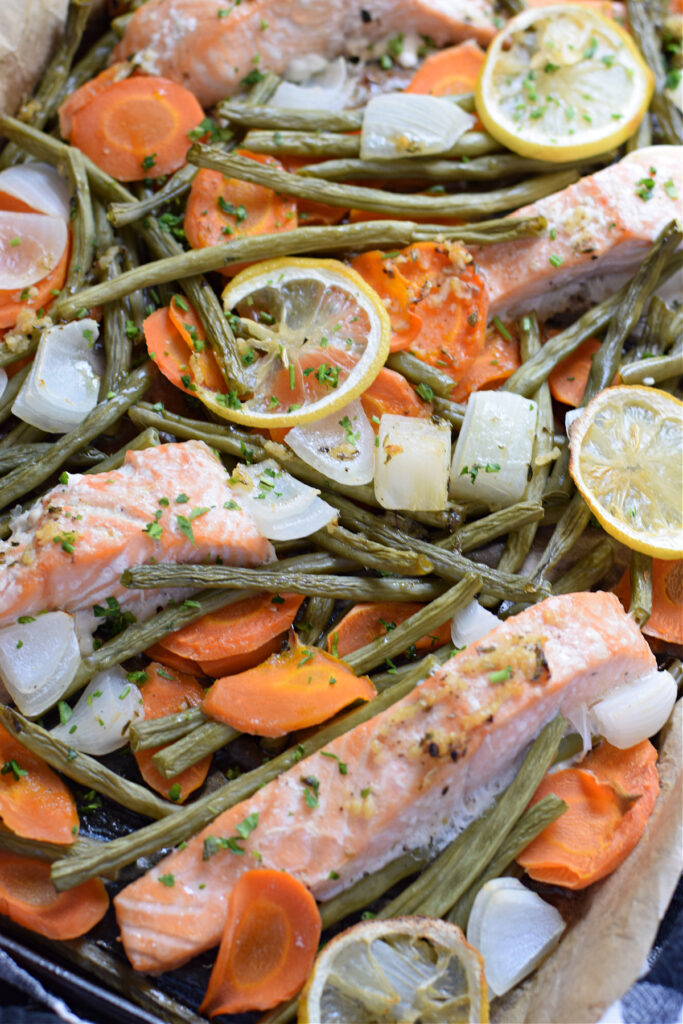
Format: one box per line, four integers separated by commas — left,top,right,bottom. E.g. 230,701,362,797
62,29,122,98
108,164,199,227
217,102,365,132
55,216,546,317
503,249,683,397
83,427,160,475
447,794,567,930
0,330,40,369
440,501,544,554
152,721,239,779
0,362,154,512
312,523,433,576
243,128,501,161
498,314,556,573
0,421,45,452
51,661,434,889
431,394,467,428
346,574,481,676
629,550,653,627
0,0,94,168
0,444,104,474
189,147,579,221
0,825,105,866
129,401,267,457
585,222,682,400
533,492,593,585
0,707,178,821
327,493,549,603
379,714,566,919
122,563,448,603
551,536,615,596
298,149,617,183
244,70,282,105
627,0,683,145
63,146,96,295
386,351,456,397
0,363,31,425
129,707,206,752
300,595,336,646
620,350,683,385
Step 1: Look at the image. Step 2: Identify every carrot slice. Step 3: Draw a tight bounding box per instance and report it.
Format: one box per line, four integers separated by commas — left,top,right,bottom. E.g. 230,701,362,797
517,739,659,889
202,632,375,737
548,335,602,406
0,724,79,844
0,232,71,329
58,62,132,140
612,559,683,646
360,366,432,429
402,242,487,383
405,41,486,97
143,305,224,395
167,294,226,391
184,152,297,275
133,664,211,802
159,593,303,662
0,852,108,940
349,250,423,352
199,633,286,678
144,643,206,677
449,323,521,403
70,76,203,181
200,868,321,1016
327,602,452,659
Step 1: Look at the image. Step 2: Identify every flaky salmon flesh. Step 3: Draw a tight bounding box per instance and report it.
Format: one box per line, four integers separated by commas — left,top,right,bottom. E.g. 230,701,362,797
114,591,655,973
114,0,499,106
476,146,683,320
0,440,273,628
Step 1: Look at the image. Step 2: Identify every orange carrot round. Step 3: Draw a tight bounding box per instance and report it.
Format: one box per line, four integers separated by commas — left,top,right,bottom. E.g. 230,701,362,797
548,335,602,406
198,633,286,678
184,152,297,274
0,724,78,844
516,739,659,889
134,664,211,802
58,62,132,140
70,76,203,181
360,366,432,429
612,559,683,645
200,868,321,1017
350,249,423,352
327,602,452,659
144,643,206,676
449,323,521,403
202,632,376,737
143,304,224,395
167,294,226,390
405,41,486,97
0,852,109,940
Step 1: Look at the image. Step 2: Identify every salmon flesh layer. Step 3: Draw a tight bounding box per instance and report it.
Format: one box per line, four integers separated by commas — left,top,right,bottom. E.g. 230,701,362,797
476,146,683,319
115,0,499,106
0,440,273,627
114,591,655,972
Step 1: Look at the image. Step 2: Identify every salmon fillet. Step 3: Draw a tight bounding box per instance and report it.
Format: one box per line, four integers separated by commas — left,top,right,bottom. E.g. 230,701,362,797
475,146,683,320
0,440,273,628
114,0,499,107
114,590,655,972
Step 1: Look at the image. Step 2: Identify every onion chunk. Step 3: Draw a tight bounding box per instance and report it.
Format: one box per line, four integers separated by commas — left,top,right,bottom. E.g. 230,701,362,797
228,459,337,540
374,414,451,511
590,668,677,749
0,612,81,718
0,211,68,290
51,668,144,755
0,163,71,220
361,93,474,160
286,399,375,486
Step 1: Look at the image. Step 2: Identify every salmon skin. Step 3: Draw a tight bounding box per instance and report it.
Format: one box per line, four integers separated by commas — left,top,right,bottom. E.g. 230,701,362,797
0,440,273,628
475,146,683,320
115,591,655,973
115,0,499,106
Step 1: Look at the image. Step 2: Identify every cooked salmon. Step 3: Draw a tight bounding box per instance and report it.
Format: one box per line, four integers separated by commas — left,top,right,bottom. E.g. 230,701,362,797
475,146,683,320
114,590,655,973
114,0,499,107
0,440,273,628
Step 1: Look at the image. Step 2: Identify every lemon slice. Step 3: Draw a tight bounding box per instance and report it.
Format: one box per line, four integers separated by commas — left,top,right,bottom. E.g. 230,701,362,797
475,4,654,161
297,916,489,1023
569,385,683,558
204,257,390,428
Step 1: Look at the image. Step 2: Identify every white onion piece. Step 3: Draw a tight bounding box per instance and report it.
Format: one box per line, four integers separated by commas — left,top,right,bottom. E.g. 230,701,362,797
564,701,593,758
565,407,582,434
0,612,81,717
451,599,500,650
468,879,565,997
272,57,351,111
0,163,71,219
51,668,144,755
450,392,538,507
12,319,103,432
73,609,100,656
361,93,474,160
375,414,451,511
466,877,521,953
230,459,337,539
0,211,68,290
0,367,7,403
590,668,677,749
286,400,375,486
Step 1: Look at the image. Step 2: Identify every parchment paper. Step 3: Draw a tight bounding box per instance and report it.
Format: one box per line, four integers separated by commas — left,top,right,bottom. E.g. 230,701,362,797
493,699,683,1024
0,0,69,116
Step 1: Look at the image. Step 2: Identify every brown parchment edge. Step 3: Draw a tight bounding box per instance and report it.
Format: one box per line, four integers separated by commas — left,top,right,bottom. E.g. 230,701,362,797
492,698,682,1024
